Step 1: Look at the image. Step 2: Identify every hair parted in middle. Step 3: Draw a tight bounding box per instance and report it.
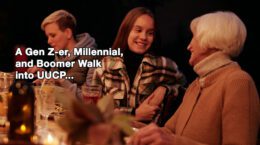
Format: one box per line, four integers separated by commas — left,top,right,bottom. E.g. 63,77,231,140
112,7,161,53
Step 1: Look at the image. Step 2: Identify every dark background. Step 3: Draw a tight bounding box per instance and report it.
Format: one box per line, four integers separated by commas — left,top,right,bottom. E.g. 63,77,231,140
0,0,259,92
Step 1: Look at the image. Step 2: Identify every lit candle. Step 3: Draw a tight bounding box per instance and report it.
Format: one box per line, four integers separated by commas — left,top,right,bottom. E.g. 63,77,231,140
15,124,31,134
20,124,26,132
43,133,59,145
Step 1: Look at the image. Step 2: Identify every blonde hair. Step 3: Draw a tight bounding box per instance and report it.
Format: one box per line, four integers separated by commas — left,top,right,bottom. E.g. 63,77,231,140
190,11,247,57
41,9,76,34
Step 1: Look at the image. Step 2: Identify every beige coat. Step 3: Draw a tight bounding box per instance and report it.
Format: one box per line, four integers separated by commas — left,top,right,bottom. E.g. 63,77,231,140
164,62,260,145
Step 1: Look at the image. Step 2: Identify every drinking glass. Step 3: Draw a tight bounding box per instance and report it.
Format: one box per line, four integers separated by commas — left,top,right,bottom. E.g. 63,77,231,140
37,81,56,132
34,86,41,125
35,80,67,145
81,84,102,104
0,72,14,92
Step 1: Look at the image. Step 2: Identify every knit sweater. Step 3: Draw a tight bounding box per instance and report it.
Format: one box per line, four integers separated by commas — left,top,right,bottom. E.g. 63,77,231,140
51,33,97,86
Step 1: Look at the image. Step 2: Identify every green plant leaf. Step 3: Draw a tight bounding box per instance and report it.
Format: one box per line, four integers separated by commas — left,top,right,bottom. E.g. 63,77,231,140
72,100,104,123
111,114,134,136
58,99,104,134
97,94,114,119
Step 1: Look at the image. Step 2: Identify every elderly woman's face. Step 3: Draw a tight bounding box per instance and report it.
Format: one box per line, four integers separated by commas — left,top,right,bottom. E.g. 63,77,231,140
44,22,71,52
187,36,216,66
127,14,155,54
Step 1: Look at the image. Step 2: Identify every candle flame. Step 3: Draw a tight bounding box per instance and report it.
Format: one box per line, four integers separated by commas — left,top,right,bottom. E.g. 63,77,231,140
20,124,26,132
22,105,29,112
47,134,54,143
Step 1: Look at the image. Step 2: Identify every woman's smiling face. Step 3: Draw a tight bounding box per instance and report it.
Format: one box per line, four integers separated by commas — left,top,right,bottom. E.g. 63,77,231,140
127,14,155,54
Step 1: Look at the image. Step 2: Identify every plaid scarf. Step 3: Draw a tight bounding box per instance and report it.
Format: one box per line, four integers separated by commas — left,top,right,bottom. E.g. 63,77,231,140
92,53,186,109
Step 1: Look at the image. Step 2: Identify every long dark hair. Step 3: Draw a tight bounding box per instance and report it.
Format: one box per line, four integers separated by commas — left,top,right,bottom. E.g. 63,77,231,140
112,7,161,54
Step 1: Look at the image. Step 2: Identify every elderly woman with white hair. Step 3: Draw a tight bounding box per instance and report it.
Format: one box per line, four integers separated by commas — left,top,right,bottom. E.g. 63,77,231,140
128,11,260,145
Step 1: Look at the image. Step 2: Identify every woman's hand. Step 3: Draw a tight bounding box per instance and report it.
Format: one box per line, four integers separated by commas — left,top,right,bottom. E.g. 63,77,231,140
128,123,175,145
135,86,167,121
135,100,159,121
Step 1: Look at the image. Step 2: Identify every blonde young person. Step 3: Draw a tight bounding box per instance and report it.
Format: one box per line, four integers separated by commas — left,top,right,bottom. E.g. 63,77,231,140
28,9,97,86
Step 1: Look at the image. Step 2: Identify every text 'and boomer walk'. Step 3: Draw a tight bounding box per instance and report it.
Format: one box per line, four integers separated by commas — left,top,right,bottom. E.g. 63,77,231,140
14,47,123,80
